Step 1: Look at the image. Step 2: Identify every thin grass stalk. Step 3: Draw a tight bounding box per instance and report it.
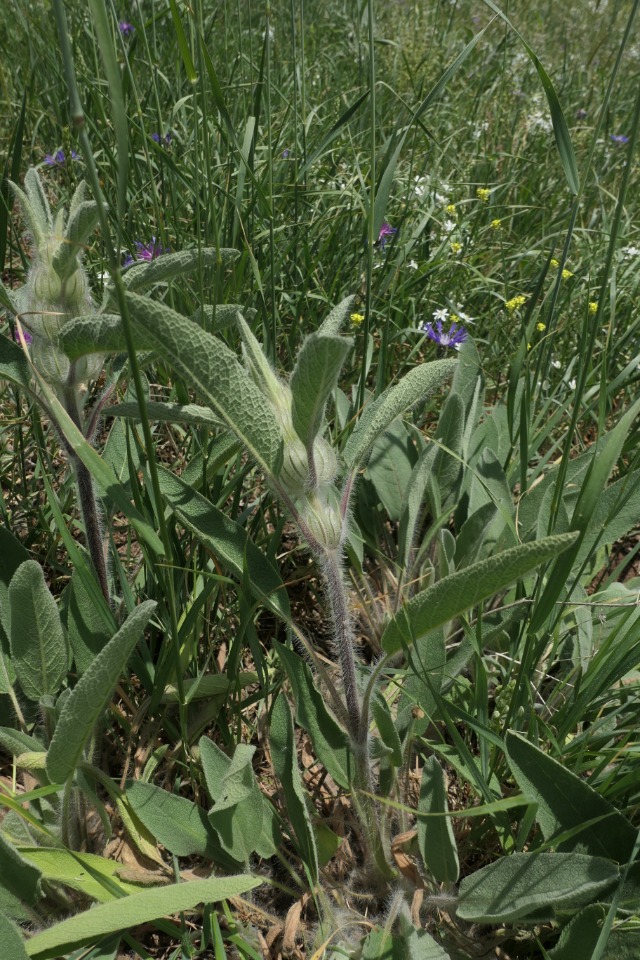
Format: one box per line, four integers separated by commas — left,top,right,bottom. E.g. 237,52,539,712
51,0,187,720
359,0,376,411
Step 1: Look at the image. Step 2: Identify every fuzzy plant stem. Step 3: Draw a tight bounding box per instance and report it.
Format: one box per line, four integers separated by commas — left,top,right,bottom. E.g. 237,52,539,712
320,548,362,742
320,547,395,886
62,383,110,602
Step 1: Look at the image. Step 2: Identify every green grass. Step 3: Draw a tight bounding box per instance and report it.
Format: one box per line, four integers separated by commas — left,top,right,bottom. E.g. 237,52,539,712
1,1,640,958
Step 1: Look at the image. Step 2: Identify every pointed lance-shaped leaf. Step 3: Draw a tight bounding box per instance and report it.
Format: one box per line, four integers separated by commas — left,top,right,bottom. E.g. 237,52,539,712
124,293,283,477
52,201,101,280
317,295,359,336
46,600,156,782
24,167,52,231
121,247,239,292
381,532,579,654
236,312,284,407
58,314,156,359
290,333,352,450
9,560,68,702
343,359,457,471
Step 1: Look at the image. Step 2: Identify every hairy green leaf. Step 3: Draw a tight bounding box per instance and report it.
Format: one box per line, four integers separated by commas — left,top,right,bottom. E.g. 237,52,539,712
0,912,30,960
58,314,153,359
317,295,359,336
46,601,156,782
382,533,578,654
125,293,282,476
0,333,32,391
274,642,351,787
121,248,238,292
25,874,260,959
270,695,318,880
124,780,226,862
290,334,352,449
200,738,280,861
506,732,636,862
158,466,289,620
52,201,100,279
417,757,459,883
9,560,67,701
344,360,457,470
457,852,618,923
0,836,41,907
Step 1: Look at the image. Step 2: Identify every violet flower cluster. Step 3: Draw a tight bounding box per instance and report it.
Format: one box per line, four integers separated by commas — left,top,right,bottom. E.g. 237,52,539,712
123,238,170,267
44,150,78,167
421,318,468,349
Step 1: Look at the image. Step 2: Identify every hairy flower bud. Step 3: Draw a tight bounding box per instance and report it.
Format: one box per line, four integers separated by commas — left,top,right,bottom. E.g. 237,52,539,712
312,436,337,486
278,437,310,495
30,336,71,386
299,485,344,550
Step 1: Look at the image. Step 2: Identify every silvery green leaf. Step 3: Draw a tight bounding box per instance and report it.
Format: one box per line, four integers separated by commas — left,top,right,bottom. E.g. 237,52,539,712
24,167,52,231
58,314,153,359
24,874,260,960
192,303,255,334
0,331,32,392
417,757,459,883
8,180,45,250
343,359,457,471
9,560,68,702
121,247,239,292
506,732,636,863
124,780,226,862
158,466,289,620
52,201,101,279
107,400,223,428
236,313,284,406
46,601,156,782
270,695,318,880
274,641,351,787
0,912,30,960
0,727,44,759
67,180,87,221
290,333,352,449
317,295,359,336
0,280,18,316
0,834,42,907
125,292,283,476
382,532,579,654
457,852,618,923
201,739,279,861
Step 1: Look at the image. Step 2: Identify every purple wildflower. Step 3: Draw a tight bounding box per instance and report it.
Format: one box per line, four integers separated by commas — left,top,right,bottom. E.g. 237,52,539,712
575,108,588,120
119,21,134,36
123,237,170,266
421,319,468,349
282,148,290,158
611,134,629,145
14,327,33,346
377,221,397,249
44,149,78,167
151,132,172,146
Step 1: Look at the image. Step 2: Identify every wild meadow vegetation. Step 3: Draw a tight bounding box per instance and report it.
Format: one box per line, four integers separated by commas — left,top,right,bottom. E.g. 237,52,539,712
1,0,640,957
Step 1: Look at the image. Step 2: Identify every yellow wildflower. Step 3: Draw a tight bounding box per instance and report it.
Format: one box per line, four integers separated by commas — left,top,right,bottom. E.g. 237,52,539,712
562,268,573,280
491,218,502,229
476,187,491,202
450,241,462,254
527,342,532,351
445,203,457,216
588,301,598,315
350,312,365,326
536,322,546,332
505,295,527,313
550,258,560,269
